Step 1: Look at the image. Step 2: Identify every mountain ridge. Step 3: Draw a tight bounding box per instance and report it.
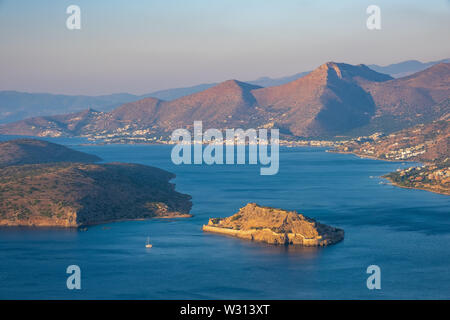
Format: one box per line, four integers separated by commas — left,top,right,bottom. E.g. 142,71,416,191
2,58,446,124
1,62,448,140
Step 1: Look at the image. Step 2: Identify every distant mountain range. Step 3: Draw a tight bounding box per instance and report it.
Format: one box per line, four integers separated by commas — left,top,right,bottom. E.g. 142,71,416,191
145,71,312,101
1,61,448,139
368,58,450,78
0,91,140,124
1,58,447,124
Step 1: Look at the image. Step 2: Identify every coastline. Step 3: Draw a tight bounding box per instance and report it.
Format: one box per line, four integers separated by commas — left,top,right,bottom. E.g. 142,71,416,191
328,149,419,163
331,149,449,196
0,213,193,229
383,176,450,196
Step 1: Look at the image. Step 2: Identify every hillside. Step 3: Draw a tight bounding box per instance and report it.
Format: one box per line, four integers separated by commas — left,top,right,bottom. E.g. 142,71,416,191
353,63,450,135
334,116,450,195
252,62,393,136
1,62,448,140
384,160,449,196
159,80,263,129
0,91,140,124
0,162,192,227
334,116,449,163
203,203,344,246
368,58,450,78
0,138,101,167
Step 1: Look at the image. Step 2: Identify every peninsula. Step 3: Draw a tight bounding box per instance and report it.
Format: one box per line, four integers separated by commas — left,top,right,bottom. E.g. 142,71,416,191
333,115,449,195
0,139,192,227
203,203,344,246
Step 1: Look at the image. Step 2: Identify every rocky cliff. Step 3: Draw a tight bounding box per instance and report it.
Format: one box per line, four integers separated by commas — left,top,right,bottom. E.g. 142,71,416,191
203,203,344,246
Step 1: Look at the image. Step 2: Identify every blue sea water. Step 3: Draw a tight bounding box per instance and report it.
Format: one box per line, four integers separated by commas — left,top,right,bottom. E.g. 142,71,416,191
0,138,449,299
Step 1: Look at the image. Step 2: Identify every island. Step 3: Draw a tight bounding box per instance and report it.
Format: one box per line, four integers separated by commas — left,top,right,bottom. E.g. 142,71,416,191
203,203,344,246
0,139,192,227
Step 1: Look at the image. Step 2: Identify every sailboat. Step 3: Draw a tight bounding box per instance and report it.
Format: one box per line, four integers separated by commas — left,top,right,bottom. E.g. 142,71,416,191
145,237,152,248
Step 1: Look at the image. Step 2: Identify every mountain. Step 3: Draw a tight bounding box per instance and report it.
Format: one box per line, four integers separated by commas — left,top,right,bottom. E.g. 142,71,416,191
252,62,393,136
160,80,263,129
368,58,450,78
146,83,217,101
352,63,450,134
0,73,310,125
1,62,448,140
0,81,263,138
0,138,101,167
146,58,449,101
0,72,312,125
108,80,263,133
246,71,311,87
0,108,106,137
146,72,312,101
0,91,141,124
2,59,447,125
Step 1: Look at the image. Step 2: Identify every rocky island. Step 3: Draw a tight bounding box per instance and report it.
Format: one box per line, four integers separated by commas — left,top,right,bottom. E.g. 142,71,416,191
0,139,192,227
203,203,344,246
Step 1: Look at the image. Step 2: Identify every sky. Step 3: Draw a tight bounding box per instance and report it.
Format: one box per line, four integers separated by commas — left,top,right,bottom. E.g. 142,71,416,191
0,0,449,95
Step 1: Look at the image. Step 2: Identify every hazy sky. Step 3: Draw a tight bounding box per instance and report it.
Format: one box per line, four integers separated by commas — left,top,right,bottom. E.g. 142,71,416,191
1,0,449,95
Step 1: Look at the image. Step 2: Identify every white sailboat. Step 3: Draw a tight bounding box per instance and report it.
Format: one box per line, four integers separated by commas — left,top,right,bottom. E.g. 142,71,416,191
145,237,152,248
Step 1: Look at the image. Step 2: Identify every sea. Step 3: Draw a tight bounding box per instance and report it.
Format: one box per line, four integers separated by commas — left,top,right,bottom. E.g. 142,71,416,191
0,136,449,299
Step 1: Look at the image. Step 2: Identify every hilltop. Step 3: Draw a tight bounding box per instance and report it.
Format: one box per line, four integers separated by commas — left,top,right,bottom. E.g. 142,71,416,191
203,203,344,246
0,138,101,167
252,62,393,136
